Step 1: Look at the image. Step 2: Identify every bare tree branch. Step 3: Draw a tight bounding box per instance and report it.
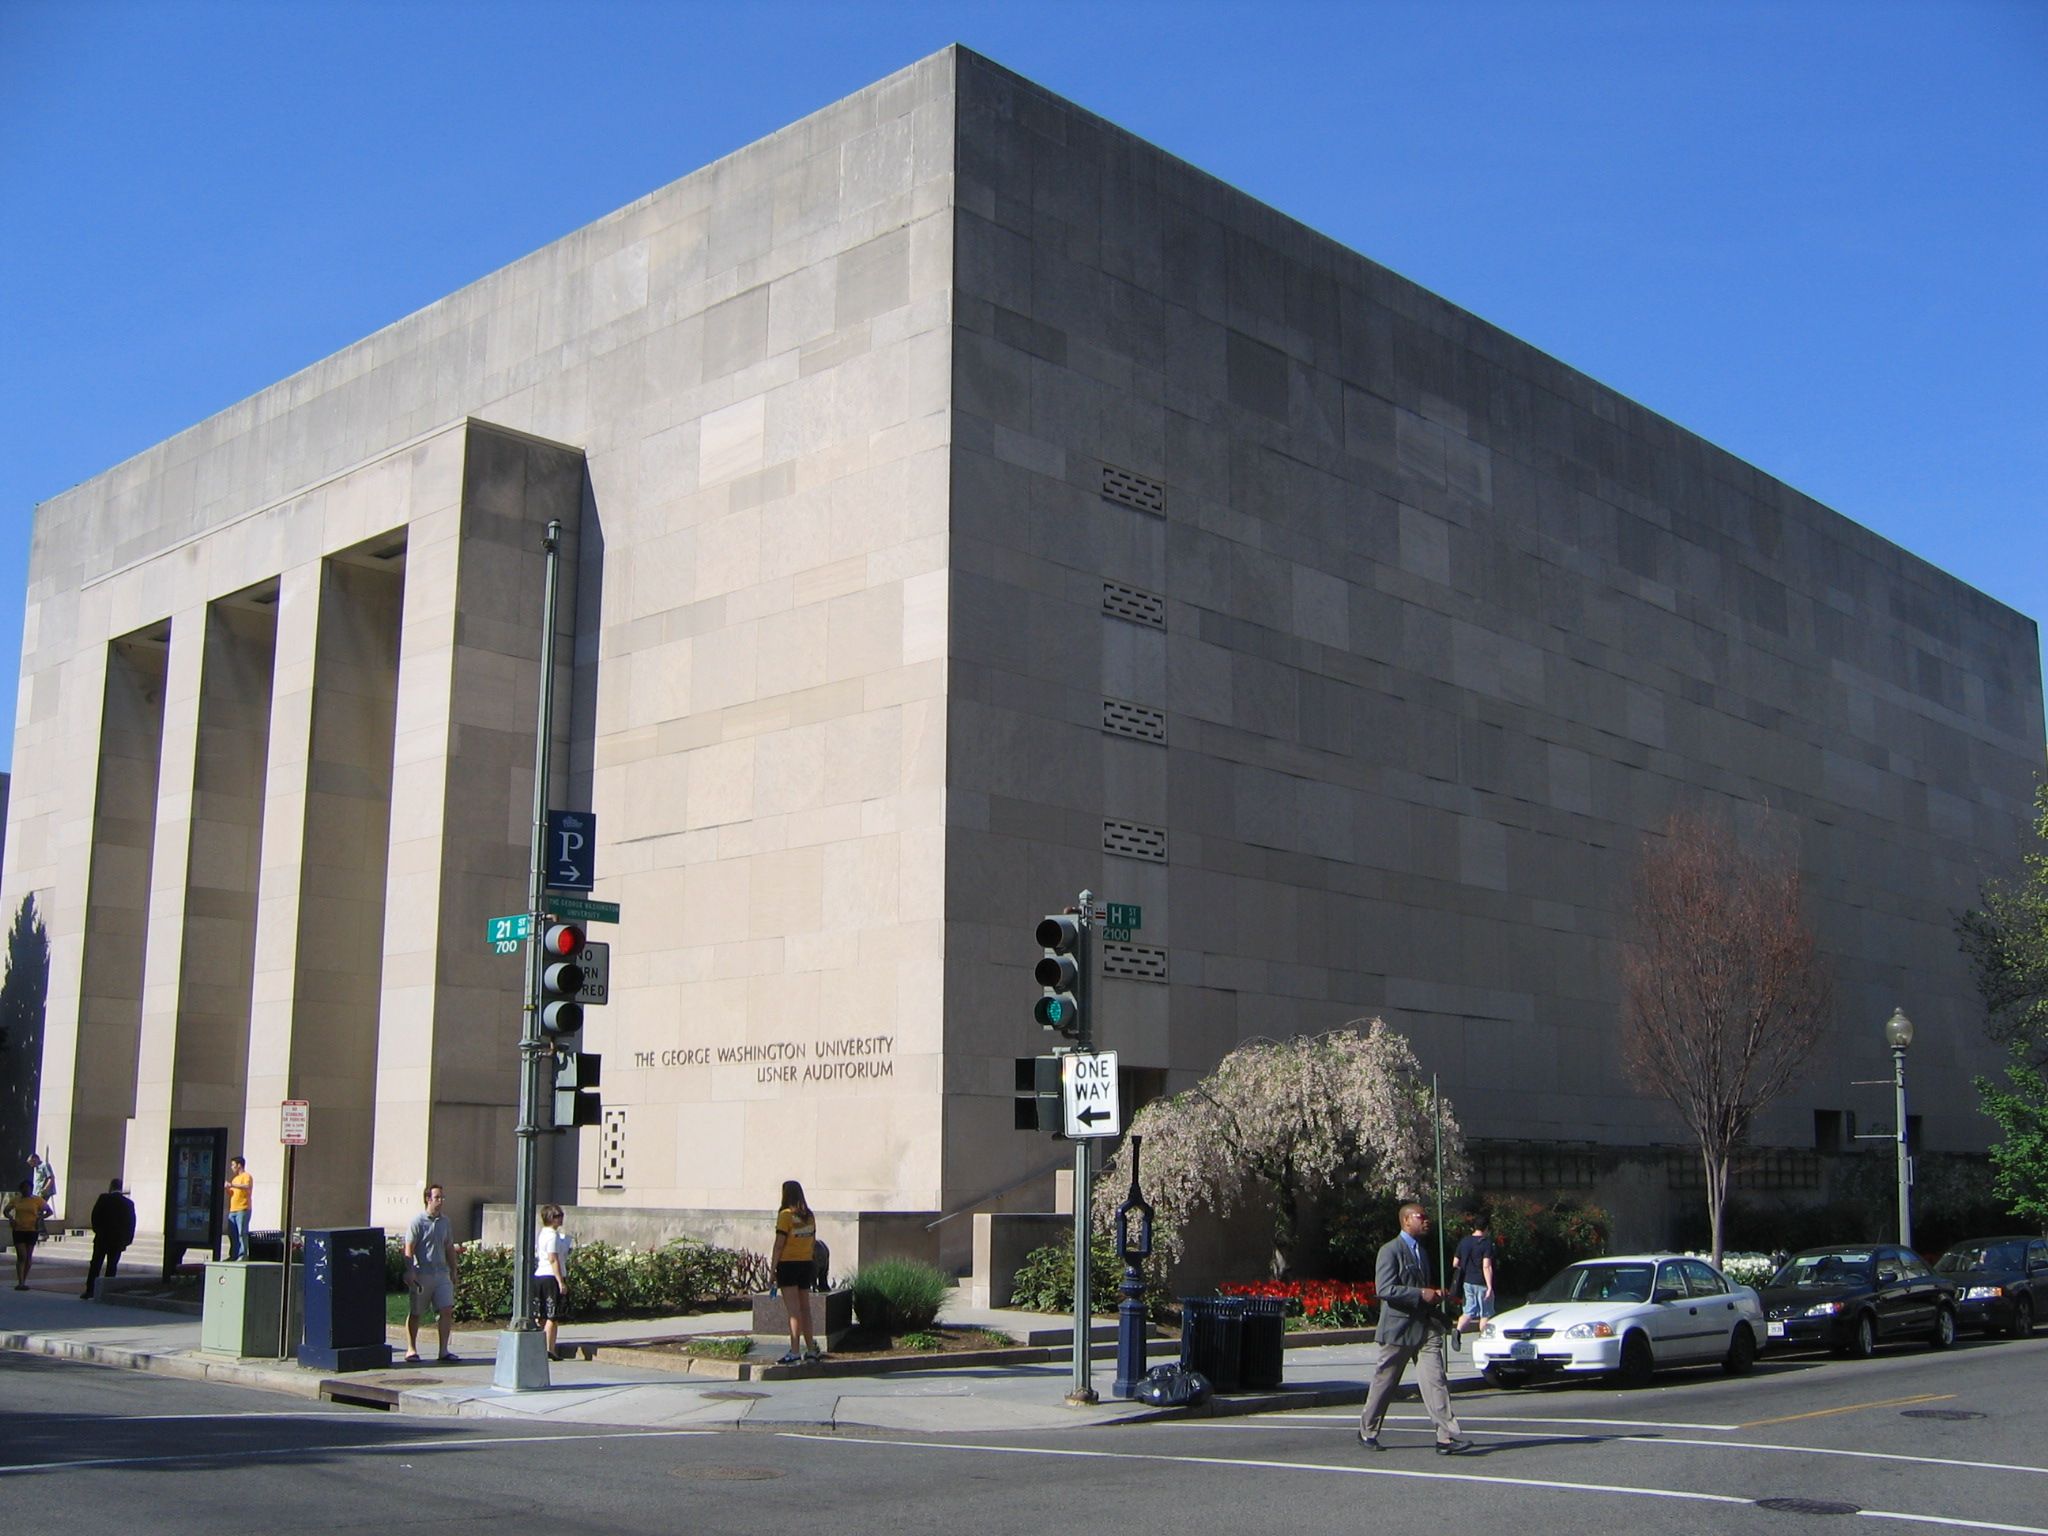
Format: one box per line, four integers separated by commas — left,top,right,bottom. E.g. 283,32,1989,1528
1621,810,1833,1267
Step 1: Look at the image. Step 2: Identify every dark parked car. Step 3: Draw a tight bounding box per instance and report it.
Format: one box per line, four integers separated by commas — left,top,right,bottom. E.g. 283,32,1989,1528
1933,1235,2048,1338
1759,1244,1956,1357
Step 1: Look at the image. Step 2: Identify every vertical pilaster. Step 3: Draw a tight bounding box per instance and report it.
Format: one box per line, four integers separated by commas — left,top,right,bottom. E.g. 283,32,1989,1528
370,425,584,1232
244,552,403,1228
127,598,278,1228
64,628,171,1206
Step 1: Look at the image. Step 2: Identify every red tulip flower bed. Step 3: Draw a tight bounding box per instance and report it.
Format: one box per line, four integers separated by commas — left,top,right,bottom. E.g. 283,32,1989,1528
1219,1278,1378,1329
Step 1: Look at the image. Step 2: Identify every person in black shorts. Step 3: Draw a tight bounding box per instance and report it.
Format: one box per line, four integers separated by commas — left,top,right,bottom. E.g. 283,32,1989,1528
533,1203,571,1360
771,1179,822,1365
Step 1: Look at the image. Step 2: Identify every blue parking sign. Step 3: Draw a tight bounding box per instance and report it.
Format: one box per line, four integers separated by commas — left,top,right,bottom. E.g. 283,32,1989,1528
547,810,596,891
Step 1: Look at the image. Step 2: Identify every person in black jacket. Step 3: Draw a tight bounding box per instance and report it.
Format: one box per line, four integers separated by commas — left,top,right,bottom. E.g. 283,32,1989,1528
82,1180,137,1299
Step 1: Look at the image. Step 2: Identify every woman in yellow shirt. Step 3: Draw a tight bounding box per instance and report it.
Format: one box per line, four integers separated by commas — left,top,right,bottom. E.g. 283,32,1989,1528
770,1179,822,1365
5,1181,47,1289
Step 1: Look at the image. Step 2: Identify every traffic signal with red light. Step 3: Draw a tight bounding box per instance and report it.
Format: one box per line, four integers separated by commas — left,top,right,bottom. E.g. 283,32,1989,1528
540,922,587,1036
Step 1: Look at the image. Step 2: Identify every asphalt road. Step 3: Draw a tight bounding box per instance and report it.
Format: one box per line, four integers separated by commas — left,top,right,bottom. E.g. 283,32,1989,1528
4,1332,2044,1534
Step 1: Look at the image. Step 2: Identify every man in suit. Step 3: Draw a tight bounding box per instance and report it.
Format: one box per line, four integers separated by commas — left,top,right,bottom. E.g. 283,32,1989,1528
1358,1201,1473,1454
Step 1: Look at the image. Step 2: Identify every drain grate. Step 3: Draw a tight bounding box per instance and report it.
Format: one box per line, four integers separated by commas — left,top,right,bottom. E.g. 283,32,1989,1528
1901,1408,1985,1421
673,1466,783,1481
700,1389,768,1401
1756,1498,1860,1516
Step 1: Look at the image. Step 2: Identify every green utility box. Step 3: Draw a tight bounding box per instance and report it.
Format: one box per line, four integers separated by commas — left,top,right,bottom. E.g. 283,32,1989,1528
200,1261,302,1358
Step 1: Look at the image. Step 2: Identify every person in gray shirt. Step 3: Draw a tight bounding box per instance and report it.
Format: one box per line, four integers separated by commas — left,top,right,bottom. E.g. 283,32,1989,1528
403,1183,461,1362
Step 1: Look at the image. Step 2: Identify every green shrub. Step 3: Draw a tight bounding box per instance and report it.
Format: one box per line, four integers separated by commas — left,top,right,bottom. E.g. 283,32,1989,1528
1482,1197,1610,1294
899,1329,944,1352
1009,1234,1175,1319
1010,1233,1123,1315
849,1257,950,1332
433,1237,770,1322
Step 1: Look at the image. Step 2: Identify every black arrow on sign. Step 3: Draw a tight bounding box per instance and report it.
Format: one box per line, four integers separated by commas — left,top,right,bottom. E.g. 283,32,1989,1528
1076,1105,1112,1126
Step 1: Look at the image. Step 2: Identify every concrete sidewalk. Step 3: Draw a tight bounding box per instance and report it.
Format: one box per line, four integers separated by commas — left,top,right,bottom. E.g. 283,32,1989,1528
2,1244,1487,1435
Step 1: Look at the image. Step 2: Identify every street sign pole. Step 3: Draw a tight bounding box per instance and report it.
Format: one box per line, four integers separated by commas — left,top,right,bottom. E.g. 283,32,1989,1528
1068,888,1098,1407
496,518,563,1393
278,1099,308,1360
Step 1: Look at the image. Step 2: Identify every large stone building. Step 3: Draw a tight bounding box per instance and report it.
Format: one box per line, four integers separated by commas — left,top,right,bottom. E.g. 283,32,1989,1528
6,49,2040,1263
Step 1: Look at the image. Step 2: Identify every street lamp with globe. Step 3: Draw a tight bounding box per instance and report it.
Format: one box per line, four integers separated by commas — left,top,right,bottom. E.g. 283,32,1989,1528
1884,1007,1914,1249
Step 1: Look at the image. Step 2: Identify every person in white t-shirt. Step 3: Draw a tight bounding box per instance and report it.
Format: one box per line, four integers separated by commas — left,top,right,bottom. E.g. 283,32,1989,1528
534,1204,572,1361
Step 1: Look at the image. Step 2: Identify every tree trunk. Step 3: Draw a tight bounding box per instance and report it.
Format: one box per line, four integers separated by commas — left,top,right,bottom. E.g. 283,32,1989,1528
1704,1149,1730,1270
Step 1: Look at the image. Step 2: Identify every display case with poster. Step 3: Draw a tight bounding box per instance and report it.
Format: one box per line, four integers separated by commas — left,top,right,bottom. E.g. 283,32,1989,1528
163,1127,227,1277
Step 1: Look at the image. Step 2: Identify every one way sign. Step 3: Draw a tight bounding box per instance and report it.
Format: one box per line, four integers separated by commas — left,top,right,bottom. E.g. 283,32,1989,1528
1061,1050,1121,1139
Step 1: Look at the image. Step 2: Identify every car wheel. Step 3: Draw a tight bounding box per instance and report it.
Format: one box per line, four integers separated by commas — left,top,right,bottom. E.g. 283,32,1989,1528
1845,1312,1877,1359
2008,1298,2033,1340
1614,1331,1654,1388
1483,1364,1531,1388
1722,1326,1757,1376
1929,1305,1956,1350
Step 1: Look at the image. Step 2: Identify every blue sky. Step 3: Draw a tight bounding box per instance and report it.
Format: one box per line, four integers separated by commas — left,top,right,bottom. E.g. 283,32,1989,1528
1,0,2043,774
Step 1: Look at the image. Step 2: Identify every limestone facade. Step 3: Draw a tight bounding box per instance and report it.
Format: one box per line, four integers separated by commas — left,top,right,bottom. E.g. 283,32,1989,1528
5,49,2039,1250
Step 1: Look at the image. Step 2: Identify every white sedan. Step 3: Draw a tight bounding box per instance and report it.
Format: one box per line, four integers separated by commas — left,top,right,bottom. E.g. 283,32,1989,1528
1473,1254,1768,1388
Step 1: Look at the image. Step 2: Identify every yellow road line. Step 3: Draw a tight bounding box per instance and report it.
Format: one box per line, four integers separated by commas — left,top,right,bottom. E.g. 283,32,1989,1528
1741,1392,1952,1428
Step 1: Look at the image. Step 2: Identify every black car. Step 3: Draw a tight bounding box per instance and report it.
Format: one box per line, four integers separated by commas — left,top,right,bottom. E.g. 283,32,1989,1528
1759,1244,1956,1357
1933,1235,2048,1338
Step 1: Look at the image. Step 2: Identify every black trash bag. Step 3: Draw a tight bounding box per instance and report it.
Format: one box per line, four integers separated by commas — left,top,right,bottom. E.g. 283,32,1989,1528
1135,1363,1212,1407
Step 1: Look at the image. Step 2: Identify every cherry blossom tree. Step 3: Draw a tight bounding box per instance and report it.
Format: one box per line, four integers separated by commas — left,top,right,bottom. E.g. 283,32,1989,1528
1622,810,1832,1269
1093,1019,1466,1275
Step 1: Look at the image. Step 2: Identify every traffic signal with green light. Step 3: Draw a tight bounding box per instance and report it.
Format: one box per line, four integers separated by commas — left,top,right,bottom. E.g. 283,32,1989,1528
1035,912,1084,1041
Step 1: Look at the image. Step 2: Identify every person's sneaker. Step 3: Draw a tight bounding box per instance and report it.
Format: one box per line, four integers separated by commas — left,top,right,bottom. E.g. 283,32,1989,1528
777,1351,802,1365
803,1347,824,1362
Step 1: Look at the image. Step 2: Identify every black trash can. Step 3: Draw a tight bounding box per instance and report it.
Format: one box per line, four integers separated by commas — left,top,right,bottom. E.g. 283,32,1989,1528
246,1230,286,1262
1180,1296,1245,1394
1239,1296,1287,1390
297,1227,393,1372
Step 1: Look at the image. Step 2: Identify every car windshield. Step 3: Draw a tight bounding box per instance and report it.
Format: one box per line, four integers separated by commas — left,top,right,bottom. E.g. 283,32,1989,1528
1936,1242,2023,1274
1771,1253,1872,1287
1529,1262,1654,1304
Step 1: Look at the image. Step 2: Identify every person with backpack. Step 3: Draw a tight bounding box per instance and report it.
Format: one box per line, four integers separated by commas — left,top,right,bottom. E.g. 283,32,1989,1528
28,1153,56,1243
770,1179,823,1365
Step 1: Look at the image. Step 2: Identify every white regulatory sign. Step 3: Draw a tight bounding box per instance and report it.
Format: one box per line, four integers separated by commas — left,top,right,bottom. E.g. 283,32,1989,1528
576,941,610,1006
280,1099,310,1147
1061,1050,1121,1139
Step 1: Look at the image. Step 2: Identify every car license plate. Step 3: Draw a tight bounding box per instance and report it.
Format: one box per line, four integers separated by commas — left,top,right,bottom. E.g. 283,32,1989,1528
1510,1341,1537,1360
1767,1321,1785,1338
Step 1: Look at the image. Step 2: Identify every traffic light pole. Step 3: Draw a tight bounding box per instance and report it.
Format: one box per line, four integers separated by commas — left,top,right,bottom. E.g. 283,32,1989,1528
1067,888,1098,1407
495,517,564,1392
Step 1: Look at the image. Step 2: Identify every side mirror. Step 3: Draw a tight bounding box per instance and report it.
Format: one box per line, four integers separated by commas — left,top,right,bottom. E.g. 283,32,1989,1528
1875,1270,1899,1286
1653,1287,1683,1305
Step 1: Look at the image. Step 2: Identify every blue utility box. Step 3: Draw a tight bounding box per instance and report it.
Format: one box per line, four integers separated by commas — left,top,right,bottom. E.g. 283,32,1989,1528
297,1227,393,1372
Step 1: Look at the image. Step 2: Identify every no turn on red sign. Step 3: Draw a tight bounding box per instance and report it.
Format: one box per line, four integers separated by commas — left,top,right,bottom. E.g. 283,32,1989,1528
1061,1050,1121,1139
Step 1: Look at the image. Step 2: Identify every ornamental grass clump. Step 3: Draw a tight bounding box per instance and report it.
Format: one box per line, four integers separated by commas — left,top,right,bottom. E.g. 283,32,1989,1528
849,1257,950,1333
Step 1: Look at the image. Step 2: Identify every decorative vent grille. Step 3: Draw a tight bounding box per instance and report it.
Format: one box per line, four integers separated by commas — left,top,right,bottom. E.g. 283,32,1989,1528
1101,465,1166,515
600,1108,627,1190
1101,580,1166,628
1100,942,1169,983
1101,697,1167,743
1102,819,1168,862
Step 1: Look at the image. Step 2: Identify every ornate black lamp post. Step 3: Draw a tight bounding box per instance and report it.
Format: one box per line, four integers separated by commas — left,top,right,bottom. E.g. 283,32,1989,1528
1113,1135,1155,1398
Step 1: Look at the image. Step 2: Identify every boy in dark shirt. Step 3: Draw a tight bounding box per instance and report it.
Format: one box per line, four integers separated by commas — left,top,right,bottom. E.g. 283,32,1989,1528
1450,1212,1498,1345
